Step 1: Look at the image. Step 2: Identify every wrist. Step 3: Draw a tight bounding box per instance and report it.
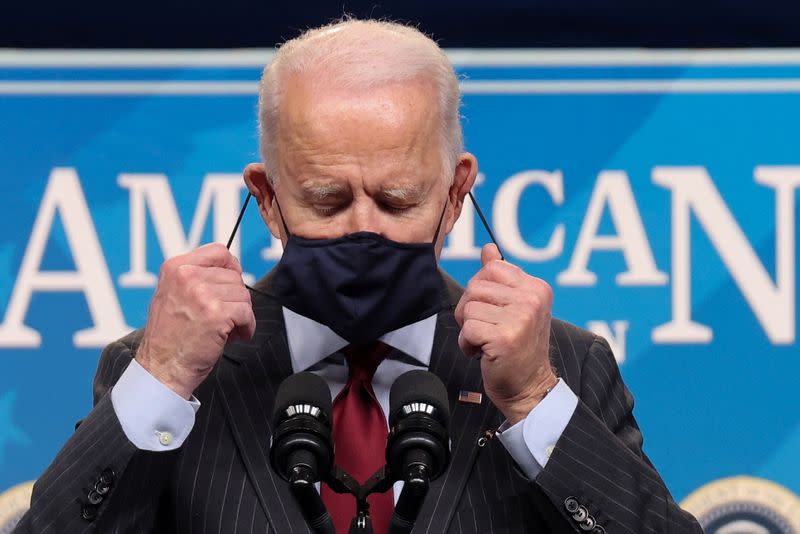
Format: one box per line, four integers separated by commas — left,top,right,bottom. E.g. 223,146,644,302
135,350,204,400
501,371,559,425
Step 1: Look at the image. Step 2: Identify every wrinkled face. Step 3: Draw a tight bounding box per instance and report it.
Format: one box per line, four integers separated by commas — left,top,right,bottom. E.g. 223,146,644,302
244,73,477,257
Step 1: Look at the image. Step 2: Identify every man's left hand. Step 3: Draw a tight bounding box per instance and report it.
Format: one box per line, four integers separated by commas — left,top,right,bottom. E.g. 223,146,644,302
455,244,558,425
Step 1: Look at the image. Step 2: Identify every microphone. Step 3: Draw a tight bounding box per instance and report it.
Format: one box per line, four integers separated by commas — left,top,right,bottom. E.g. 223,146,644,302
386,370,451,534
270,372,335,534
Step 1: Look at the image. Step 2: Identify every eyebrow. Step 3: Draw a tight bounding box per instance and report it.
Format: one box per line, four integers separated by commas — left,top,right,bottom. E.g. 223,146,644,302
379,184,427,203
301,182,350,202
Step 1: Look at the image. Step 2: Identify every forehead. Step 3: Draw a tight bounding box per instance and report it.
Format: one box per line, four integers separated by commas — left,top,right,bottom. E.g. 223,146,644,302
275,74,443,178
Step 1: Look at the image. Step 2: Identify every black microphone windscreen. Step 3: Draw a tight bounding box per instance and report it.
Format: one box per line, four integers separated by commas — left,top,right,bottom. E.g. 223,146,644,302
389,370,450,427
273,372,333,423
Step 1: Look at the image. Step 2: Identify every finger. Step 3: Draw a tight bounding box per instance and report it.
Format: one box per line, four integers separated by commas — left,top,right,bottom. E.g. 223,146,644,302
457,318,495,358
184,243,242,271
195,284,252,304
455,280,516,325
461,301,504,325
480,243,502,266
224,301,257,341
473,258,525,287
193,266,246,284
455,278,520,325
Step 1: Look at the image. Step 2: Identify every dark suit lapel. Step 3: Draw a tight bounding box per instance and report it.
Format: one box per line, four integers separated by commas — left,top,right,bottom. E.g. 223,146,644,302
414,274,498,533
214,279,309,533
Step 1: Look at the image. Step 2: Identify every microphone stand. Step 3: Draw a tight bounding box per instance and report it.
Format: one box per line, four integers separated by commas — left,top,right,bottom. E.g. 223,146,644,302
288,462,335,534
326,465,396,534
388,462,430,534
288,463,373,534
324,461,432,534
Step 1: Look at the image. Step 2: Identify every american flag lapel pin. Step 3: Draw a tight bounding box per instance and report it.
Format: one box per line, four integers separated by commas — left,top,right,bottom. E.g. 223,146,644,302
458,390,483,405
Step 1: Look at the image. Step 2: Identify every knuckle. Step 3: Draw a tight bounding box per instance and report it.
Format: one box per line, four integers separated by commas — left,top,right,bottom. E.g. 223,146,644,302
500,326,516,346
463,300,476,317
160,258,177,278
533,277,553,300
524,294,540,313
189,282,206,301
466,277,483,292
462,318,475,334
463,318,482,336
514,304,530,323
201,299,221,320
175,264,195,284
471,279,488,294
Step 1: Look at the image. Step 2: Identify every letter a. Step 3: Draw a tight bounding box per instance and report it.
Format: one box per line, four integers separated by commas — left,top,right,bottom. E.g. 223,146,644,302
0,168,133,348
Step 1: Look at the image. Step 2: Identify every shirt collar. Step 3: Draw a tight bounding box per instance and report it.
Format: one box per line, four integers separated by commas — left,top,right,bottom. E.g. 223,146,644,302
282,307,437,373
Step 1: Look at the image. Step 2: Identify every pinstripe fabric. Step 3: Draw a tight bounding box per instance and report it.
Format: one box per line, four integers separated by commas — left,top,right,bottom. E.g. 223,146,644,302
13,271,703,534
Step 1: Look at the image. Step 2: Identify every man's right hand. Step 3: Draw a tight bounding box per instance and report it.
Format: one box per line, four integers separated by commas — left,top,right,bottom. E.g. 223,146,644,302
135,243,256,399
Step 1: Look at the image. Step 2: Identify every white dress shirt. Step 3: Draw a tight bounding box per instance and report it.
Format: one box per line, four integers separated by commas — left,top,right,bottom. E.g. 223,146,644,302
110,308,579,493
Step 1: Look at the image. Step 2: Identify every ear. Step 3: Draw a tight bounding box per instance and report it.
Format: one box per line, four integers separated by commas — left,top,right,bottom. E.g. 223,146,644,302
243,162,282,240
445,152,479,234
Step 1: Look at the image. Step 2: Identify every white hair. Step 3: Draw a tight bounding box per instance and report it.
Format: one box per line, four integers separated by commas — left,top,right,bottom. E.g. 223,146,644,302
258,18,463,183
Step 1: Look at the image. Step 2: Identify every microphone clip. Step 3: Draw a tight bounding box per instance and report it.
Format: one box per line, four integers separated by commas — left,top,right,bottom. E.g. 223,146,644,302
324,465,395,533
324,462,431,534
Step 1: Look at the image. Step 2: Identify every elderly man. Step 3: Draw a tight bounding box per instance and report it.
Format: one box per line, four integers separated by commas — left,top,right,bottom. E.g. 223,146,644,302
15,19,701,534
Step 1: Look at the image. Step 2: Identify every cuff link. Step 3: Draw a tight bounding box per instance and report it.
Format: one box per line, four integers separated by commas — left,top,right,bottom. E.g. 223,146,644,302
156,430,174,446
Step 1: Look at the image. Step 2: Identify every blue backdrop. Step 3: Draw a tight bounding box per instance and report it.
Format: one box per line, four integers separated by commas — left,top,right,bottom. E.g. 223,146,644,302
1,50,799,528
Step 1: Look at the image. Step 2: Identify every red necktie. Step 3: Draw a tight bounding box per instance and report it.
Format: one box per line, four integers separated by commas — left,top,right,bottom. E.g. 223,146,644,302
321,342,394,533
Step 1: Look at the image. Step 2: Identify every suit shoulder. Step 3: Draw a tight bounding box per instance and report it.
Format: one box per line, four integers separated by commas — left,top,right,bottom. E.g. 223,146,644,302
549,318,622,391
550,318,597,355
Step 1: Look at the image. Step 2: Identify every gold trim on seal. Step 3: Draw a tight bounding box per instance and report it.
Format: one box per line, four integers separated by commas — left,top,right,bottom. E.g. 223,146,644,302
0,481,34,533
681,476,800,532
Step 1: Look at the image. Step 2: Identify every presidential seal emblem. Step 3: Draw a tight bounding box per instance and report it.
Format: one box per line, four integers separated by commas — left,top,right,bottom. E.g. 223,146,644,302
0,481,34,534
681,476,800,534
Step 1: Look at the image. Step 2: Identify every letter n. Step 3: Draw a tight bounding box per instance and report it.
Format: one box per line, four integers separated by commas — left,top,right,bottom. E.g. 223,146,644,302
652,166,799,344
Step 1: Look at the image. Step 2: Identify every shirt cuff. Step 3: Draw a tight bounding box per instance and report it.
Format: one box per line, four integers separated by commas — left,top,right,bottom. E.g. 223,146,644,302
495,379,578,479
110,359,200,451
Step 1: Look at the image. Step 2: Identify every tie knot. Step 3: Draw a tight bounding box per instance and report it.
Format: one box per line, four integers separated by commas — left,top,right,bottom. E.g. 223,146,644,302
343,342,391,383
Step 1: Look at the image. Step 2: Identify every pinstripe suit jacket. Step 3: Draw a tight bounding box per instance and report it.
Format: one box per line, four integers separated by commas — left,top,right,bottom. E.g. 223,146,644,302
15,272,702,534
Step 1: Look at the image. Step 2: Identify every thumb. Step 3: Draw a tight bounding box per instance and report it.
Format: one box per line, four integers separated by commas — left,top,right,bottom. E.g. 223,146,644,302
480,243,502,266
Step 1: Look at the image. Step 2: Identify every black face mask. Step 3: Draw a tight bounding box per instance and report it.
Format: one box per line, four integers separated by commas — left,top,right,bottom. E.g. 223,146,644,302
225,191,502,345
268,202,448,344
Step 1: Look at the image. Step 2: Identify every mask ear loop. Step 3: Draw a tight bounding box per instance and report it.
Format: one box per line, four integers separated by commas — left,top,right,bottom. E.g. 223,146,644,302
224,192,260,293
226,192,252,249
467,191,505,261
431,201,449,246
272,198,292,239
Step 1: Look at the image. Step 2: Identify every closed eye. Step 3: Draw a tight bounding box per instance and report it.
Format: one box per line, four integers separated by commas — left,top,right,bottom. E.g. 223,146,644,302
379,201,412,215
314,204,346,217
